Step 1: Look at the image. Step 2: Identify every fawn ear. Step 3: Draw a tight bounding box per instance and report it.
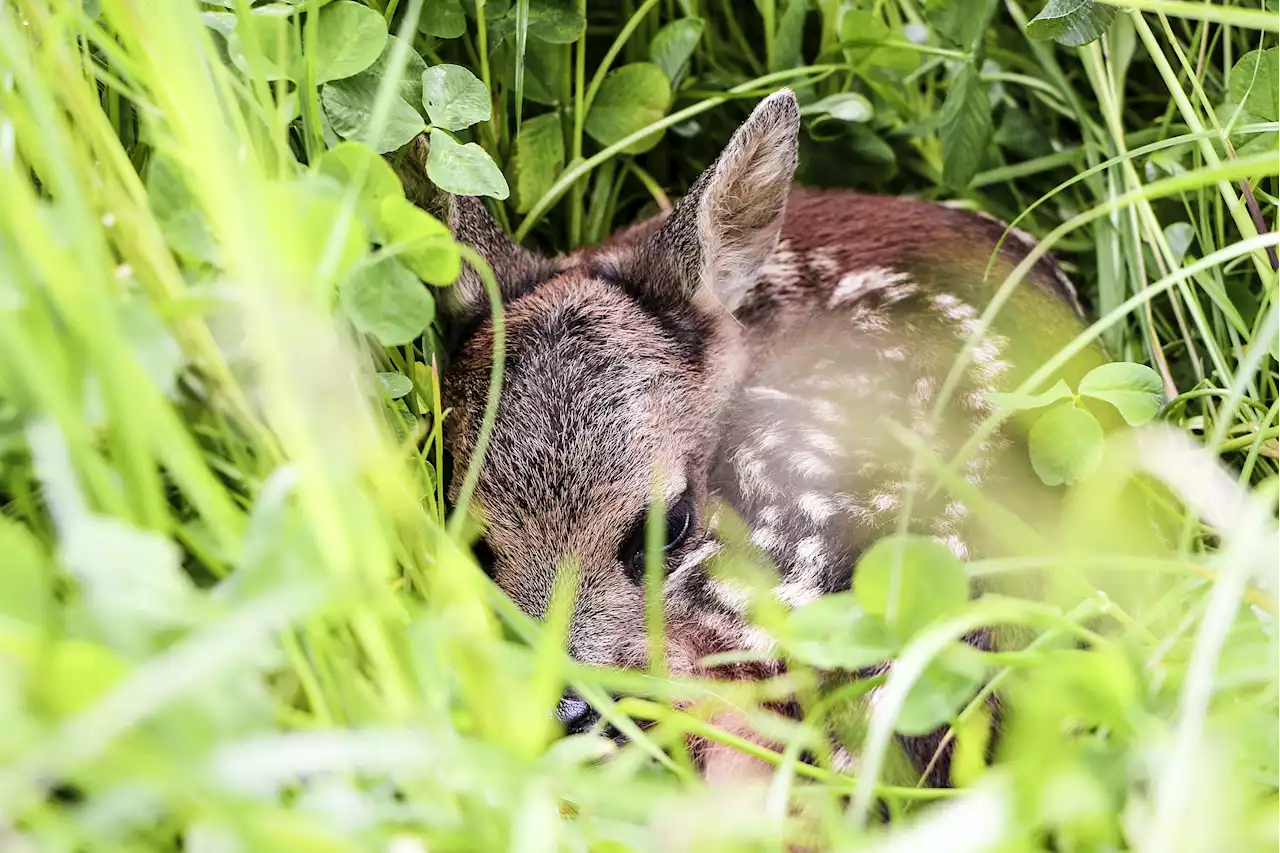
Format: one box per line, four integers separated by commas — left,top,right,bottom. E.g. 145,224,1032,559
648,89,800,312
439,195,552,324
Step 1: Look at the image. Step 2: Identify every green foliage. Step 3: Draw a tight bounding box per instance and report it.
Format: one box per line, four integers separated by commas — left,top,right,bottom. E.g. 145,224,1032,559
998,363,1165,484
226,10,297,79
801,92,874,123
781,593,897,670
1077,362,1164,425
585,63,672,154
361,35,430,116
854,535,970,639
0,1,1276,851
378,372,415,398
897,646,986,735
423,64,492,130
316,141,405,217
312,1,387,83
421,0,467,38
509,111,566,213
490,0,586,43
323,74,428,152
1229,47,1279,122
938,64,994,188
840,9,921,76
932,0,999,47
265,178,369,284
339,256,437,346
1227,52,1280,155
0,519,52,627
427,128,511,198
649,18,704,85
1025,0,1118,47
988,378,1074,413
379,196,462,285
1029,402,1106,485
146,155,218,263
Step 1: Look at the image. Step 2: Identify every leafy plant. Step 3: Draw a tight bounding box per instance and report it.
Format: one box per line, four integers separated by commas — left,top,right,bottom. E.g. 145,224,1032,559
993,362,1165,485
1025,0,1118,47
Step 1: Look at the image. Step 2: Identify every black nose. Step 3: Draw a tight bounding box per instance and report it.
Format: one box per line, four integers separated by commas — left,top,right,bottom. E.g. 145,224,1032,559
555,690,600,734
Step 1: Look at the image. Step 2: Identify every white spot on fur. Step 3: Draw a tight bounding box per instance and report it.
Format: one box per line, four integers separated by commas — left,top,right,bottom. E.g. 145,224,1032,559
837,493,874,524
795,536,828,567
944,501,968,520
810,398,842,423
933,293,978,321
709,576,750,612
798,492,835,522
972,337,1009,380
829,267,914,308
943,534,969,559
760,241,801,289
867,682,887,714
809,249,842,278
758,505,781,526
881,282,919,304
693,607,775,653
965,390,994,412
675,540,722,578
881,347,907,361
738,625,776,651
792,452,834,479
735,450,773,499
776,582,820,607
751,527,782,552
871,492,900,513
848,304,890,332
756,426,785,451
912,376,936,404
803,428,843,457
816,373,875,395
746,385,797,402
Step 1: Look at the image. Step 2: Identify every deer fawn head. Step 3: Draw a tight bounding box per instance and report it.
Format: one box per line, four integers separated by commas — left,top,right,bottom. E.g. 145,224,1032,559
440,91,801,681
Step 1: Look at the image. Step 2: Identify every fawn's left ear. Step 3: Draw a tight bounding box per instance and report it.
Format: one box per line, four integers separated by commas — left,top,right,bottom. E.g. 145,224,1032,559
438,195,555,325
646,89,800,312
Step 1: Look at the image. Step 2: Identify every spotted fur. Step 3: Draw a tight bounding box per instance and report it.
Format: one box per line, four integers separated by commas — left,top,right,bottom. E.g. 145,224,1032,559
439,90,1101,788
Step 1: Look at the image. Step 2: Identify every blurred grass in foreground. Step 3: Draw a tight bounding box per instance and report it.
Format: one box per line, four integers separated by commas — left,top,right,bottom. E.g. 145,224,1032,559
0,1,1277,851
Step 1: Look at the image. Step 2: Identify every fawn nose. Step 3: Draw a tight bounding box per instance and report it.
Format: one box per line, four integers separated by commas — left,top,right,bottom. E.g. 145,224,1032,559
555,690,600,734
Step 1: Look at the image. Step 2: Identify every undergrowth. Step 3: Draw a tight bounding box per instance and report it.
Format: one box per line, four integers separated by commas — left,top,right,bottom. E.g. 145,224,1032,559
0,0,1276,851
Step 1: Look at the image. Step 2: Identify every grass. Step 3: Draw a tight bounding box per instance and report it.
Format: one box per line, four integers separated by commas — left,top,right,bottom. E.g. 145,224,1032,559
0,0,1276,851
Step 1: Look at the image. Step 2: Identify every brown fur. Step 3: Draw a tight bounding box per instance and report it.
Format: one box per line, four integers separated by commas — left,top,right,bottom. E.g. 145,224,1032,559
440,90,1098,789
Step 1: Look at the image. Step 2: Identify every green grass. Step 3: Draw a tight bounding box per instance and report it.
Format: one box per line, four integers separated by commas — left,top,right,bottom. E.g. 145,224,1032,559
0,0,1276,850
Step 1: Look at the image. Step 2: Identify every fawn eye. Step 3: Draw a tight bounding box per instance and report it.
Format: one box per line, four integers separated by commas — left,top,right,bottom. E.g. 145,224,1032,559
618,491,696,583
664,498,693,551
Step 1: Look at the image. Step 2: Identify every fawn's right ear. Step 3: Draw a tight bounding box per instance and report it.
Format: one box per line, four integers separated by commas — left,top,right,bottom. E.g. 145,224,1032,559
439,195,553,325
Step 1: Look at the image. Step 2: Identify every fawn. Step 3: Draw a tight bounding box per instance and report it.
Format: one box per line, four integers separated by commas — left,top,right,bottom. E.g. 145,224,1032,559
436,89,1100,788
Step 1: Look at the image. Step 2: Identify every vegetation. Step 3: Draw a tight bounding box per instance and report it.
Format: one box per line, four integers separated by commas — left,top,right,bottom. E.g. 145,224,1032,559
0,0,1276,851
